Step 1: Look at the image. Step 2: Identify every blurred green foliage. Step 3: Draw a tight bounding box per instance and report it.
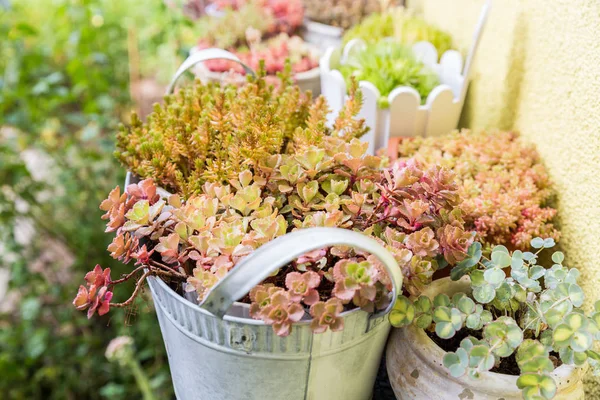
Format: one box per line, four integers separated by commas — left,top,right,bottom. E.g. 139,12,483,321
0,0,191,398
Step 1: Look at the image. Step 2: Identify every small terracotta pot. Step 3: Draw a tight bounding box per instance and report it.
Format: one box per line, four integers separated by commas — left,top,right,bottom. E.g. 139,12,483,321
385,277,586,400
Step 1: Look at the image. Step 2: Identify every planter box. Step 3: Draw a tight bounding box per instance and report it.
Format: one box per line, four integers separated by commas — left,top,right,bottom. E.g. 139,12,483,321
319,1,491,155
321,39,467,155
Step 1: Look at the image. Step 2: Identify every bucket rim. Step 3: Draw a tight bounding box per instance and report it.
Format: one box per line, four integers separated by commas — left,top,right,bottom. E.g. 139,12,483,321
149,274,382,327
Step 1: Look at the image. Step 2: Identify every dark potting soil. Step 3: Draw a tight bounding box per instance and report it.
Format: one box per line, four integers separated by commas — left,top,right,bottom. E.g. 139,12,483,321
426,328,520,375
425,329,562,376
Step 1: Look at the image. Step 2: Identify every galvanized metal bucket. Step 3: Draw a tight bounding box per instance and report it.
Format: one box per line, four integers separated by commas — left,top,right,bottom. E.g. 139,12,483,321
147,228,403,400
133,53,403,399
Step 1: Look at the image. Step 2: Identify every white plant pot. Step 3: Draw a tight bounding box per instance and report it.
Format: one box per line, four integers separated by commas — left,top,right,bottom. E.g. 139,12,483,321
302,19,343,52
319,1,492,155
385,277,586,400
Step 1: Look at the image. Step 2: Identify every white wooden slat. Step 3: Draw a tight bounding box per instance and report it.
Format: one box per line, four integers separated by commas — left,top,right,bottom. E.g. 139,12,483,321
412,41,438,67
425,85,459,137
440,50,464,98
356,81,381,155
341,39,367,65
387,87,421,139
320,69,346,127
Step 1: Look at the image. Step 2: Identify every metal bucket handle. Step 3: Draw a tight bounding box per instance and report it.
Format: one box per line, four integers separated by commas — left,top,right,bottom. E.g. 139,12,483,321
200,227,403,321
165,48,255,95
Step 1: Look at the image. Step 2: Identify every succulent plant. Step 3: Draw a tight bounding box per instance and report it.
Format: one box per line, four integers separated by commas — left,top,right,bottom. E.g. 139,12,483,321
76,74,475,336
191,2,274,49
212,0,304,35
390,238,600,400
343,7,453,57
337,40,440,108
116,66,317,198
395,129,560,251
199,33,319,79
303,0,400,30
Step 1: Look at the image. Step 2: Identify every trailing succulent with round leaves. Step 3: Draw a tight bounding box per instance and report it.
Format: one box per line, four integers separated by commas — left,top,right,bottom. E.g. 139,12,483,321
395,129,559,251
390,238,600,400
343,6,453,57
76,74,475,336
337,40,440,108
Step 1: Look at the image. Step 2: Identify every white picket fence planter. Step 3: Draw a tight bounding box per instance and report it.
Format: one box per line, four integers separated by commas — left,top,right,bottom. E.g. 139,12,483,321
320,0,492,155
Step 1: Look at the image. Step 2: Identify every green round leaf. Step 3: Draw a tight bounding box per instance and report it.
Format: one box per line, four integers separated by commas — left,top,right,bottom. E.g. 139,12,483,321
530,238,545,249
568,284,585,307
484,268,506,286
551,251,565,264
571,331,593,352
458,296,476,314
435,321,456,339
543,238,556,248
491,251,512,268
553,324,574,347
473,284,496,304
433,294,451,307
492,245,509,254
390,309,415,328
415,314,433,329
539,375,557,398
414,296,432,313
517,373,541,389
433,306,452,323
466,313,481,330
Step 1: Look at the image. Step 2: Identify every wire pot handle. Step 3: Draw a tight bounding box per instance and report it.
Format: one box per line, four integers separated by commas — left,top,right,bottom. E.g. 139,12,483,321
199,227,403,321
165,48,255,94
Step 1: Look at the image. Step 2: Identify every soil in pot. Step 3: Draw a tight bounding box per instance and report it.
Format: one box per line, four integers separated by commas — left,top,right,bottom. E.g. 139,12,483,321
425,328,563,376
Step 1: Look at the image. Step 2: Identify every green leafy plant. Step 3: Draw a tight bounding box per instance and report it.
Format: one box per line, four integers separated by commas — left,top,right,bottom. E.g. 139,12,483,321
391,238,600,400
76,74,475,336
343,6,453,57
396,129,559,251
1,0,178,398
337,40,440,108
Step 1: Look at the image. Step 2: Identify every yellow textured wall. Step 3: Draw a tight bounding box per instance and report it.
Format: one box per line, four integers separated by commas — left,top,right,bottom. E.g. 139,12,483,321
407,0,600,392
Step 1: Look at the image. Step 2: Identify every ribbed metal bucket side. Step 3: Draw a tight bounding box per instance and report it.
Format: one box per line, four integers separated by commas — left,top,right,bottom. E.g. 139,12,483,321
148,275,389,357
149,275,392,400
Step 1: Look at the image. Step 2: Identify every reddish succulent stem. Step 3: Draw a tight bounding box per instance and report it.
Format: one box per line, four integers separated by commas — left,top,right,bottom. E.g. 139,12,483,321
149,259,186,278
110,270,153,309
109,267,186,309
110,265,147,285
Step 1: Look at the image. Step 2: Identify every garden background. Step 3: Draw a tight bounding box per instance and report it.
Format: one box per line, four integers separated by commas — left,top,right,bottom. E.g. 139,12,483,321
1,0,600,398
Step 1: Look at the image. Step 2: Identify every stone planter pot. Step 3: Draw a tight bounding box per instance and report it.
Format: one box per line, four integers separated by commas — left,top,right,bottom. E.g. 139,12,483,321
385,277,586,400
